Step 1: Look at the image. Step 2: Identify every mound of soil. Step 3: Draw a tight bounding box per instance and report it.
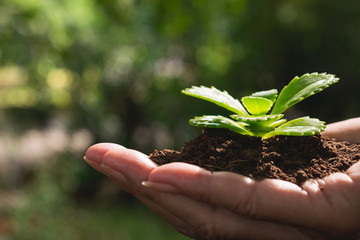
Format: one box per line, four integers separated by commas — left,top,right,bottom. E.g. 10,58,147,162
149,129,360,186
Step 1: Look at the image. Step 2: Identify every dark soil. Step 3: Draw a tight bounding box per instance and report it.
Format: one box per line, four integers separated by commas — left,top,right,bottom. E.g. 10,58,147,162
149,129,360,186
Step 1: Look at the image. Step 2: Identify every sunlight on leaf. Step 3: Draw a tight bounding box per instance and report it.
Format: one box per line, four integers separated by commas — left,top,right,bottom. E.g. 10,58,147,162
182,86,249,116
250,89,278,102
271,73,339,114
189,115,253,136
241,96,273,116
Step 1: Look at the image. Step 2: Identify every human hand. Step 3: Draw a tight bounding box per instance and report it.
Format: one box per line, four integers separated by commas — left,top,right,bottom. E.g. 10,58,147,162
322,117,360,143
84,118,360,240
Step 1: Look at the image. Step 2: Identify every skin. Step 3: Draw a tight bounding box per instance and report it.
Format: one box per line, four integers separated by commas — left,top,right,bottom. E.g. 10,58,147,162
84,118,360,240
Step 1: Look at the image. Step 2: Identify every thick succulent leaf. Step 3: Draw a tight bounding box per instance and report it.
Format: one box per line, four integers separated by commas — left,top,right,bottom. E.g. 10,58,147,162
241,96,273,116
268,119,287,128
271,73,339,114
230,114,284,126
182,86,249,116
251,89,278,102
189,115,253,136
263,116,326,139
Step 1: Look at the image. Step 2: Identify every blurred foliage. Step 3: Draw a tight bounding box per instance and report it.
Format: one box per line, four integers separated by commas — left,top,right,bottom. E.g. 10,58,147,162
1,0,360,239
1,0,360,149
9,155,189,240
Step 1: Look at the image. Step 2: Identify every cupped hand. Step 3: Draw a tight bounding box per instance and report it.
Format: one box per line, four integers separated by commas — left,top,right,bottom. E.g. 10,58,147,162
84,141,360,240
84,118,360,240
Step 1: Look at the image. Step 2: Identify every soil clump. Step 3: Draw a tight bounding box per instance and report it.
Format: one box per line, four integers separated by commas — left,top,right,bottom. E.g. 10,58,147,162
150,129,360,186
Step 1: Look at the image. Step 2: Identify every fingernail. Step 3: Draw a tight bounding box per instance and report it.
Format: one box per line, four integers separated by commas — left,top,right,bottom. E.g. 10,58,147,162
101,163,128,185
142,181,178,194
83,156,96,164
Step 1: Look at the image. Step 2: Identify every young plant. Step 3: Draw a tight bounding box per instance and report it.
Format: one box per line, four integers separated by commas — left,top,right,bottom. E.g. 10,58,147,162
182,72,339,139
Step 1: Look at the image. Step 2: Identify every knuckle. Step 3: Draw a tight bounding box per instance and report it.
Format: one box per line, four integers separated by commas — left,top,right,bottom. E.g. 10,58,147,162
232,183,263,219
196,172,214,203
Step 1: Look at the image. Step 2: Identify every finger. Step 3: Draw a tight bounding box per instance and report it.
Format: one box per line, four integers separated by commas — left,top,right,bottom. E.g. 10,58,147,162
140,185,318,240
347,161,360,180
86,145,157,193
84,143,127,175
86,146,193,235
307,171,360,235
147,162,307,220
134,192,193,237
146,162,359,234
85,143,157,182
100,147,158,190
322,118,360,143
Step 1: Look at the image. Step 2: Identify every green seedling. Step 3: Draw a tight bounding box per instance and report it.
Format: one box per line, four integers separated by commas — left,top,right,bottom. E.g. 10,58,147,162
182,72,339,139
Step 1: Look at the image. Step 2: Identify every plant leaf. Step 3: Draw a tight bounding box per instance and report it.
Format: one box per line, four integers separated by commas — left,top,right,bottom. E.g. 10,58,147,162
230,114,285,138
263,116,326,139
241,96,273,116
251,89,278,102
182,86,249,116
189,115,253,136
271,73,339,114
230,114,284,125
268,119,287,128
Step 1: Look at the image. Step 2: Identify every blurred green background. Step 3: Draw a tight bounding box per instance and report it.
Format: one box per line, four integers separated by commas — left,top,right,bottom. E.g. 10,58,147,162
0,0,359,239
